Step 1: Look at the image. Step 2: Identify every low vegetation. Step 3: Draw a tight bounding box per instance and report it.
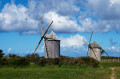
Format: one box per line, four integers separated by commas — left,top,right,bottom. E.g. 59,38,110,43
0,54,99,68
0,65,111,79
101,56,120,59
0,49,120,79
0,49,99,67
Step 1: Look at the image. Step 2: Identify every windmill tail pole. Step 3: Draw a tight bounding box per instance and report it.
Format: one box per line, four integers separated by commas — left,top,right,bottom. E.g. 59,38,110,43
103,50,109,57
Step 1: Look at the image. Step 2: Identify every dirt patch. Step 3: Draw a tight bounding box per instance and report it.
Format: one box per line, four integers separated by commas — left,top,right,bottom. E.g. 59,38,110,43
110,67,115,79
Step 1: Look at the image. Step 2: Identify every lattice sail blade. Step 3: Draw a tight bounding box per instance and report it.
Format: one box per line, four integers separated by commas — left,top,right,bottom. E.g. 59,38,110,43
89,31,93,44
87,47,89,56
83,40,89,45
90,45,98,60
43,21,53,37
40,18,44,35
34,37,43,53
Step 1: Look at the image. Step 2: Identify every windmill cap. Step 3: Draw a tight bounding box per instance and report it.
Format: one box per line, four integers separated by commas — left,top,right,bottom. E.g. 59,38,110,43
45,31,60,40
90,40,101,48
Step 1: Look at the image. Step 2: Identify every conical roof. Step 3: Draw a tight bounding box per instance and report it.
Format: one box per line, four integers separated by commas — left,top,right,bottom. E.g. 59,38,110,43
45,31,60,40
90,40,101,48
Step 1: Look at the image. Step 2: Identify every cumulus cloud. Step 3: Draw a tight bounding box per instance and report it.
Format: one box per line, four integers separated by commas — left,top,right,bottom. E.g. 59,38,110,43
79,18,111,32
7,48,12,52
110,0,120,5
29,0,80,16
60,34,87,57
0,0,81,34
0,3,38,34
108,46,116,50
60,34,86,47
0,0,120,34
106,46,120,56
43,11,82,33
85,0,120,32
88,0,120,20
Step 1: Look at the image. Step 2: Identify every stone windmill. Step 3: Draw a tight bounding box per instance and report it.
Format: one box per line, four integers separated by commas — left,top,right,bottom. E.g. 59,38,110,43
34,18,60,58
83,31,109,61
45,31,60,58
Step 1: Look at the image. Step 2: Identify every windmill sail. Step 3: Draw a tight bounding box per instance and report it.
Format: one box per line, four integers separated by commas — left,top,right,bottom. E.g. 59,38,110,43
33,21,53,54
83,31,109,61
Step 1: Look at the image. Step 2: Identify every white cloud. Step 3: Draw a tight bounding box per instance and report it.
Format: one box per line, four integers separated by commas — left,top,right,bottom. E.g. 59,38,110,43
81,0,120,32
34,0,80,16
79,18,111,32
0,3,38,34
60,34,86,47
108,46,120,52
25,50,29,53
60,34,87,57
43,11,82,33
108,46,116,50
0,0,120,34
106,46,120,56
110,0,120,5
111,46,116,50
87,0,120,20
7,48,12,52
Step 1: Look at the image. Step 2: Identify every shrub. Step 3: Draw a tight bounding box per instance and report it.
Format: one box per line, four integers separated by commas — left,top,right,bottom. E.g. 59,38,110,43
25,53,40,63
8,58,29,66
0,55,99,68
0,58,7,66
73,57,84,65
0,58,29,66
36,58,60,66
0,50,5,58
8,54,21,58
101,56,120,59
60,56,74,65
35,58,46,66
59,56,99,67
81,57,99,67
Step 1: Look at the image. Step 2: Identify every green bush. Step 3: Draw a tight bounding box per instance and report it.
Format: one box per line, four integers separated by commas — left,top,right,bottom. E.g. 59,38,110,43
0,50,4,58
73,57,84,65
36,58,60,66
0,54,99,68
101,56,120,59
0,58,29,66
80,57,99,67
25,53,40,64
59,56,74,65
8,58,29,66
0,58,7,66
59,56,99,67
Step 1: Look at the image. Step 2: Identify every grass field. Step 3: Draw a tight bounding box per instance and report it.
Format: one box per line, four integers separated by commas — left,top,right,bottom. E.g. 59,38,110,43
0,61,120,79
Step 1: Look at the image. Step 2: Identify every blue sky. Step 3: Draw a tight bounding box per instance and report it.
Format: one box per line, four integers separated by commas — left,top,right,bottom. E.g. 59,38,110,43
0,0,120,57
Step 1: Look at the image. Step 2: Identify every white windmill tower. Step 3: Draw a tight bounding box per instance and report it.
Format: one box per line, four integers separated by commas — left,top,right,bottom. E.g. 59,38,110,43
34,18,60,58
83,31,109,61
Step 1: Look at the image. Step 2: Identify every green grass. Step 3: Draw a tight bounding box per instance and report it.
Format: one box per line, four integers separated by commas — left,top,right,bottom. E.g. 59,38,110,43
100,61,120,68
0,61,120,79
115,68,120,79
0,65,111,79
100,61,120,79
